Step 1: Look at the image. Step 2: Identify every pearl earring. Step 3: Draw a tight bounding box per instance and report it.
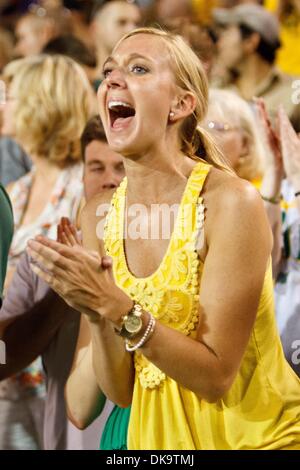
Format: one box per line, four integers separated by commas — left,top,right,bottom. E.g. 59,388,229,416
169,112,175,119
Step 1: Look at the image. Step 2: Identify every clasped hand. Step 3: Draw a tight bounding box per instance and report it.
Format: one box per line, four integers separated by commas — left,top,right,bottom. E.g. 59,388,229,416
27,235,133,326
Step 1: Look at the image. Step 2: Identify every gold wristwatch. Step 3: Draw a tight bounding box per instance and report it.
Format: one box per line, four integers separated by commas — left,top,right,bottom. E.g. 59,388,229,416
117,302,143,339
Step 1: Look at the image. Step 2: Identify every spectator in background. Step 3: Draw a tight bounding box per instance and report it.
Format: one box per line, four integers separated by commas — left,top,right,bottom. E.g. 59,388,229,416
147,0,263,24
3,54,93,285
0,27,32,189
0,116,125,450
43,35,98,86
205,89,265,184
163,18,217,78
205,91,286,270
0,27,13,72
14,5,72,57
62,0,94,48
0,54,93,450
191,0,263,20
257,101,300,378
90,0,141,77
0,138,31,187
211,3,300,131
217,0,264,5
155,0,192,20
80,116,125,202
144,0,192,25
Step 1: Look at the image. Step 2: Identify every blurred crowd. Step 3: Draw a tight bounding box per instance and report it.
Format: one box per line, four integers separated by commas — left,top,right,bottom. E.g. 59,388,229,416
0,0,300,451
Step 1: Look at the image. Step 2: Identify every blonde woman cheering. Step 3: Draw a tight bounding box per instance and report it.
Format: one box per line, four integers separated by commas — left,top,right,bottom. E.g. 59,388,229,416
28,29,300,450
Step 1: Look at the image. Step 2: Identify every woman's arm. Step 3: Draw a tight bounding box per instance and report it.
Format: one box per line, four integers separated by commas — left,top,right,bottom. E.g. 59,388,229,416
278,107,300,213
256,99,283,278
60,212,132,415
60,216,107,427
65,314,106,429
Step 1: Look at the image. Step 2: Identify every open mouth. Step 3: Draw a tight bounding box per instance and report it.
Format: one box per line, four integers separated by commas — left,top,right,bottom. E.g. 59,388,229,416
108,100,136,130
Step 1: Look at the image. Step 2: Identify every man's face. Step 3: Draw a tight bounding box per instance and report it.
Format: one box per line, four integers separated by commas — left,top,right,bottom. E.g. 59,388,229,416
15,17,43,57
83,139,125,202
216,24,244,70
156,0,190,19
93,2,141,53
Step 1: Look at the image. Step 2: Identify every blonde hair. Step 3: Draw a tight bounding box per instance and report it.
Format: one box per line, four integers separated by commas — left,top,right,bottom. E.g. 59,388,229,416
3,54,94,166
115,27,232,173
207,89,265,181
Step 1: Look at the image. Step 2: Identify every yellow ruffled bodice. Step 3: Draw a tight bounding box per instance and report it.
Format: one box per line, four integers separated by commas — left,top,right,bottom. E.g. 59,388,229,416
104,162,208,389
104,161,300,450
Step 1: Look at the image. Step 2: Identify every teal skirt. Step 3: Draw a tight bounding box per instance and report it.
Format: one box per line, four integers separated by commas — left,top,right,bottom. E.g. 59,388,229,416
100,406,131,450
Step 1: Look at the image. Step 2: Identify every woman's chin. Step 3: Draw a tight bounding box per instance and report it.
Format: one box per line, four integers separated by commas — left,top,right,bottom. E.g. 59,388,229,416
107,134,138,157
110,145,137,159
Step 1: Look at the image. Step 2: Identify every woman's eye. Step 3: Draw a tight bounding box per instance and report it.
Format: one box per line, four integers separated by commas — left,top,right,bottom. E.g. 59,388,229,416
131,65,148,75
103,68,112,78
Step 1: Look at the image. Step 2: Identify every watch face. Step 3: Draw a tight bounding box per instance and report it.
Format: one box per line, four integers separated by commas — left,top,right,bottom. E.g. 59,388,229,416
125,315,143,334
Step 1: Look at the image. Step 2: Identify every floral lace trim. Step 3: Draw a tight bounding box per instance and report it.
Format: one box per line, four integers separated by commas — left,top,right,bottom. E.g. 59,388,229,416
104,165,209,389
134,353,166,389
132,195,205,390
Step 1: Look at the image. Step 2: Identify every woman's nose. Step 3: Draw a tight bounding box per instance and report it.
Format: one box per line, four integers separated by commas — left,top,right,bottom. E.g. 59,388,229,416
106,69,126,89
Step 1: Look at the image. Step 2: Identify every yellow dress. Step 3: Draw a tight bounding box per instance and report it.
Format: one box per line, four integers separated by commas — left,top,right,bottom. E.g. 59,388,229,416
104,161,300,450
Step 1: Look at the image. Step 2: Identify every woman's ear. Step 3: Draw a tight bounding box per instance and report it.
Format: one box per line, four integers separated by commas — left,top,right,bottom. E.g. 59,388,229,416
170,92,197,122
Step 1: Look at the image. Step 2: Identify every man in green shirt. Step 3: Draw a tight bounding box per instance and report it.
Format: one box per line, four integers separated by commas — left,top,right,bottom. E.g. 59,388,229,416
0,184,13,306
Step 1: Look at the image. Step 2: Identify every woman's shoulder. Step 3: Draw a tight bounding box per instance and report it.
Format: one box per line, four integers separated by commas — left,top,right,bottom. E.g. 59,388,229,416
201,167,272,255
204,167,262,209
202,167,268,242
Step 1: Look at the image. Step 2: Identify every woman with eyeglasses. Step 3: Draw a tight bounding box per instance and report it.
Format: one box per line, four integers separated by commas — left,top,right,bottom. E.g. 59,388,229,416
205,89,265,186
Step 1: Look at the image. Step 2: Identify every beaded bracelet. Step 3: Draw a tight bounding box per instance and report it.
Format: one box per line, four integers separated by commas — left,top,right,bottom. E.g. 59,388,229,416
125,315,156,352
